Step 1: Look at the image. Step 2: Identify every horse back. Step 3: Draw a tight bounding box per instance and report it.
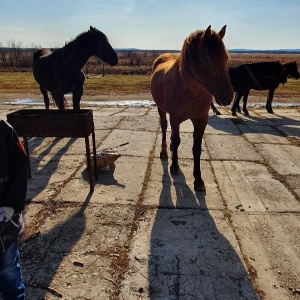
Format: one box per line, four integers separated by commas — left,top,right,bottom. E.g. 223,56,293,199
230,61,286,92
151,53,212,120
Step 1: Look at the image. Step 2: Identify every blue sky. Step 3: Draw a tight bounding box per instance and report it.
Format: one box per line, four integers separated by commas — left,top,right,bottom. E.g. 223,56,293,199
0,0,299,50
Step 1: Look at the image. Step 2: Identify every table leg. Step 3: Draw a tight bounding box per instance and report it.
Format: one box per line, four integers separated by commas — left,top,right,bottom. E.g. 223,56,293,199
85,136,94,193
92,127,98,180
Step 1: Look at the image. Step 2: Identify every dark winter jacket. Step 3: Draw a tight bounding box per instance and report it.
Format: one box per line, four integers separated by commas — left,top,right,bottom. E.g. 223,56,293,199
0,120,28,212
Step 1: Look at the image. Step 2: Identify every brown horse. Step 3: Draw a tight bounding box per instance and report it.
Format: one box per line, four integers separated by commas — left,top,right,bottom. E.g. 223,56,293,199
33,26,118,110
151,25,233,192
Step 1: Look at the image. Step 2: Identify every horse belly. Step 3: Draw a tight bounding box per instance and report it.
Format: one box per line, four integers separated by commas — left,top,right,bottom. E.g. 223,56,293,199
150,68,170,112
33,60,59,90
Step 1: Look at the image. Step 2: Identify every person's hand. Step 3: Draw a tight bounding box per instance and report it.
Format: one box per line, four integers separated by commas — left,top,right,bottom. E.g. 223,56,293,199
0,207,15,222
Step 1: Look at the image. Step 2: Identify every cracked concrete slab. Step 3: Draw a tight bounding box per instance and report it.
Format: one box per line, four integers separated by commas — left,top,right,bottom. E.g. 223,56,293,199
1,105,299,300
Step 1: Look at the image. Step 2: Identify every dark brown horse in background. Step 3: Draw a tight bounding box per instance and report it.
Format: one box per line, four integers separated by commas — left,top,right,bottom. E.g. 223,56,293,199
231,61,299,115
211,61,299,115
33,26,118,109
151,25,233,192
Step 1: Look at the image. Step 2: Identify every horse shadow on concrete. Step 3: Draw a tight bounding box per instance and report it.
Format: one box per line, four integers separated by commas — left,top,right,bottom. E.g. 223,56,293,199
19,135,95,298
208,113,300,138
20,194,91,299
25,137,76,203
148,160,258,299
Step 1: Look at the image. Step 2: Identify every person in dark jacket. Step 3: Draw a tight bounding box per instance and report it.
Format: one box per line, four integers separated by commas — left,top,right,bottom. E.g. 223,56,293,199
0,120,28,300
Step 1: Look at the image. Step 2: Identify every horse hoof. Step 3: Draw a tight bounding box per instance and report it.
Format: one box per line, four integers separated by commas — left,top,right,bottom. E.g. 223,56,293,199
232,111,237,116
216,111,221,116
160,152,168,160
170,165,180,175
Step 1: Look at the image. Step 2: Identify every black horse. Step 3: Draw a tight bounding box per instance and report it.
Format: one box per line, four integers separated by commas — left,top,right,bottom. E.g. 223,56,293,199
211,61,300,115
33,26,118,109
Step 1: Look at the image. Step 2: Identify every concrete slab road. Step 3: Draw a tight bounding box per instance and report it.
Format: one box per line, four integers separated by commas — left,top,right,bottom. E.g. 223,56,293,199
0,104,299,300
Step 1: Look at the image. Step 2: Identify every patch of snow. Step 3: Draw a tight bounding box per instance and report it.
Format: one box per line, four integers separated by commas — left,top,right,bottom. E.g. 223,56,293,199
3,99,156,107
2,98,300,108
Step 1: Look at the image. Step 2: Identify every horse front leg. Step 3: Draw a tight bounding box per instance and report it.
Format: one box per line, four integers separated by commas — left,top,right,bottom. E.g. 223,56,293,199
211,101,221,115
231,93,242,116
72,91,82,110
192,117,207,192
169,118,180,175
158,108,168,159
242,90,250,116
73,84,84,109
266,89,275,113
40,86,50,109
72,71,85,110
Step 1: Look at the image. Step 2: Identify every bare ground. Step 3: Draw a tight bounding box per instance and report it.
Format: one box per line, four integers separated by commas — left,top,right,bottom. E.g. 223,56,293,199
1,93,300,300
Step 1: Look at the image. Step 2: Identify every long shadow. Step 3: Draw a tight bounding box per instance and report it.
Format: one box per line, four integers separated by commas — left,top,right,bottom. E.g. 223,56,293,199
26,137,76,202
148,160,258,299
208,113,300,137
20,194,91,298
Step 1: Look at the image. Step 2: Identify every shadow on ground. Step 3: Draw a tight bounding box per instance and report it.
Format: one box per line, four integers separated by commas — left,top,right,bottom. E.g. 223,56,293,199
148,160,258,299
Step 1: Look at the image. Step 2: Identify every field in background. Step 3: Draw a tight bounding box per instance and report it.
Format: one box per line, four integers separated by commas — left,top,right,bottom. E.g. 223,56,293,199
0,52,299,99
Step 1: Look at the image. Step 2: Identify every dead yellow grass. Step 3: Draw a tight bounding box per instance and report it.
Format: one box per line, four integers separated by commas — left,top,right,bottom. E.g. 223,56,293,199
0,72,150,95
0,52,299,97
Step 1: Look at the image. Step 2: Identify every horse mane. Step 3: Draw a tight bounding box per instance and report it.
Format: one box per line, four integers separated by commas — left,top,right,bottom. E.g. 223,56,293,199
179,29,228,83
64,27,108,50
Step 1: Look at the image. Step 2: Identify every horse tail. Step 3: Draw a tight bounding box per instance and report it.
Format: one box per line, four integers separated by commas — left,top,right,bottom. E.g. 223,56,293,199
50,93,69,109
33,48,51,62
33,50,43,62
152,53,177,73
63,96,69,109
152,59,162,72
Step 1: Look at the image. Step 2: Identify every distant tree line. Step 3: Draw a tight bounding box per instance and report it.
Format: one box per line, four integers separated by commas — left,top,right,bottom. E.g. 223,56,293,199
0,40,41,68
0,40,179,73
1,39,299,72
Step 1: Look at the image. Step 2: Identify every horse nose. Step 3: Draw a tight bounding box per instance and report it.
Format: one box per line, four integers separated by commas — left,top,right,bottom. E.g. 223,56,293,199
110,55,118,66
215,88,233,106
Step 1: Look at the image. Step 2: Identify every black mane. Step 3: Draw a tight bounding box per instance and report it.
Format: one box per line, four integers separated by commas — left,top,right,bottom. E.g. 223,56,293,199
65,27,108,50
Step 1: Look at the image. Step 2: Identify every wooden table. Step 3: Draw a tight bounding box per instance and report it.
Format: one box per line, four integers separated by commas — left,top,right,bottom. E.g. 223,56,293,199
7,109,98,193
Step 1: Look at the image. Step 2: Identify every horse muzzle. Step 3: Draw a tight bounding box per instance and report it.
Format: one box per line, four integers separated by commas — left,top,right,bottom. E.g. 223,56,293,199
215,87,234,106
109,55,118,66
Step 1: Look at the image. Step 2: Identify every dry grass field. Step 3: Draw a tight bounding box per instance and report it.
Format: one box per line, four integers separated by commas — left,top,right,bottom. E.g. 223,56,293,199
0,52,299,100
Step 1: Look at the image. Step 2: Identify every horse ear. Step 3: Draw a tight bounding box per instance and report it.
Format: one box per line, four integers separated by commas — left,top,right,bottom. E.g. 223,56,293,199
218,25,227,39
203,25,212,39
89,26,95,32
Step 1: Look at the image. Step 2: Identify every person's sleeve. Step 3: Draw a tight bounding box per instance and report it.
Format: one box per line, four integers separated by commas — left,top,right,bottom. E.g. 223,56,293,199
2,121,28,212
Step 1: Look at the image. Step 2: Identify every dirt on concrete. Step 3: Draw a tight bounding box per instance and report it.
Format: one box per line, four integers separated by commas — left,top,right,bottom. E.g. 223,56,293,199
0,93,299,300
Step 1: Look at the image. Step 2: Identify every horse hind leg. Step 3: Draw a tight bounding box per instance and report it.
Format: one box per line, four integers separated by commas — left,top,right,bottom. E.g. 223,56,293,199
231,93,242,116
53,93,66,110
169,119,181,175
192,118,207,192
40,86,50,109
158,108,168,159
242,91,250,116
